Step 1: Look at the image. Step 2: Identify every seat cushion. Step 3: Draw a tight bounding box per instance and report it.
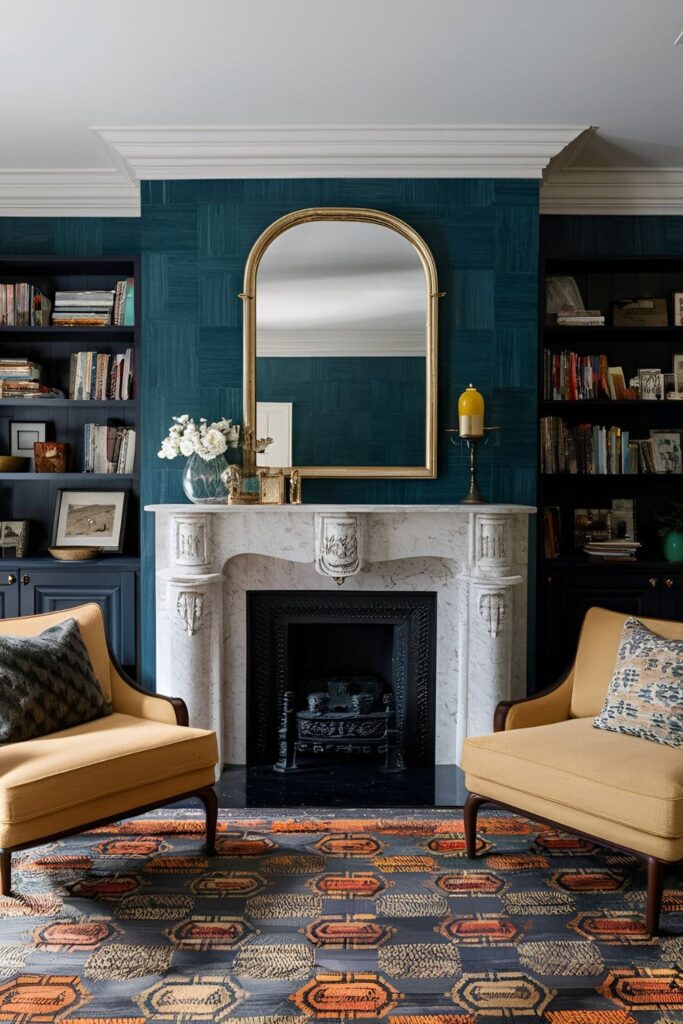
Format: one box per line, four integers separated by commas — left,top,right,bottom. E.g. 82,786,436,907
462,717,683,840
0,713,218,826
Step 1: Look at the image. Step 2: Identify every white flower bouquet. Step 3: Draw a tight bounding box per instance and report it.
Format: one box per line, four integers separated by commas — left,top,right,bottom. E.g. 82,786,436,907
158,415,241,462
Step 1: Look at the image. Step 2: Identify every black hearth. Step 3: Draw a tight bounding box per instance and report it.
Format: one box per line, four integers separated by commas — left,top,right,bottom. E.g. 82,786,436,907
246,590,436,805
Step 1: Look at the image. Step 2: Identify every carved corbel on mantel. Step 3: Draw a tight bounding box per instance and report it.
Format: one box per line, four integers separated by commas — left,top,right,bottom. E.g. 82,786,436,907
176,590,205,635
314,513,364,584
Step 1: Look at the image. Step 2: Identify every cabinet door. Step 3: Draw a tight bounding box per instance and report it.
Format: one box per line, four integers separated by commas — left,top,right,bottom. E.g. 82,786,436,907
19,570,136,671
541,571,658,685
660,572,683,621
0,567,20,619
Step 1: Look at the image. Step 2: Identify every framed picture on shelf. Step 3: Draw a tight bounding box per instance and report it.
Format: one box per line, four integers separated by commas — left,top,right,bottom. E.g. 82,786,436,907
52,490,128,552
649,431,683,474
673,293,683,327
10,422,46,472
0,521,28,558
674,354,683,393
638,368,664,400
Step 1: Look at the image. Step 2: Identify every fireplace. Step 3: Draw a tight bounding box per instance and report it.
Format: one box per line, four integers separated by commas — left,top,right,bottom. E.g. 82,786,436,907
247,591,436,785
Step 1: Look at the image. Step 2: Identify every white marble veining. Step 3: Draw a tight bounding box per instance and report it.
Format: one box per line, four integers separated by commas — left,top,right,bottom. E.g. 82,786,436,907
146,503,535,769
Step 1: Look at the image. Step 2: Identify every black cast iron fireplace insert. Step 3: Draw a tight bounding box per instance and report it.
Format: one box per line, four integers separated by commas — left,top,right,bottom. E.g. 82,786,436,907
246,591,437,777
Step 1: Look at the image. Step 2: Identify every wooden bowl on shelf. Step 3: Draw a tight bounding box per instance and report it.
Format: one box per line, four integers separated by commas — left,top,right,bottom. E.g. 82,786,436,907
47,546,103,562
0,456,28,472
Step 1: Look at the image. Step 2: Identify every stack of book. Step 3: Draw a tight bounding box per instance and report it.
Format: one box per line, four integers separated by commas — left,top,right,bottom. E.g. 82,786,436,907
0,358,62,399
556,307,605,327
52,290,115,327
113,279,135,326
83,425,136,474
69,349,134,400
583,539,641,561
544,350,609,400
540,416,634,475
0,284,52,326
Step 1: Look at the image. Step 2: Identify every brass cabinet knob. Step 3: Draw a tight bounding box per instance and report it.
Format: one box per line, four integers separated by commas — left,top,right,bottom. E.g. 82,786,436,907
20,574,30,586
665,578,674,589
649,577,658,589
5,574,15,585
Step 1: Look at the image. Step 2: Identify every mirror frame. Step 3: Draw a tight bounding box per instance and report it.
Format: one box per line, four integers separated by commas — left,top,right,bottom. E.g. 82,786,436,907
241,207,440,478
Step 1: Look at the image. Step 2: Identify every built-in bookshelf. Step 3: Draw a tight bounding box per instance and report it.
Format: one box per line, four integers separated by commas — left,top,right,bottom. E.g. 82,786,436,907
0,256,140,559
537,255,683,682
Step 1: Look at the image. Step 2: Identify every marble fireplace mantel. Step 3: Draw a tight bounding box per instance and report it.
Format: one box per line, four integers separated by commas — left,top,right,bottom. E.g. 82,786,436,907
146,503,535,768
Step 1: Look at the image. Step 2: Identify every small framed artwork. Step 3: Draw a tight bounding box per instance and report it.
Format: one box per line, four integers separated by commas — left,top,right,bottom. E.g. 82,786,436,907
11,422,46,472
0,521,28,558
52,490,128,551
674,354,683,393
649,431,683,474
673,293,683,326
257,468,286,505
639,368,664,400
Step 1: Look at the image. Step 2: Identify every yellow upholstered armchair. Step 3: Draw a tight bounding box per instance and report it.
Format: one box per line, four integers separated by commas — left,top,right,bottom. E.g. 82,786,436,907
0,603,219,894
461,607,683,935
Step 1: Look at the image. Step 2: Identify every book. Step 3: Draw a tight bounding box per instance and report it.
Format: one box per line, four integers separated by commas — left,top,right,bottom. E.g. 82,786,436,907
69,350,134,400
83,424,136,473
543,506,561,559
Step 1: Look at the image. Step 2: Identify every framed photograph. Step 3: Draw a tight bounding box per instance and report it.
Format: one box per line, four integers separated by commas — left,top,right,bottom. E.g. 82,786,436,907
11,422,45,472
673,293,683,326
639,368,664,400
257,468,285,505
52,490,128,551
649,431,683,474
674,354,683,393
0,520,28,558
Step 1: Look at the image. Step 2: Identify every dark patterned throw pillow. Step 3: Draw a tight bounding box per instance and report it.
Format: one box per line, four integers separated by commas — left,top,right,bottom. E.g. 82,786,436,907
0,617,112,744
593,617,683,747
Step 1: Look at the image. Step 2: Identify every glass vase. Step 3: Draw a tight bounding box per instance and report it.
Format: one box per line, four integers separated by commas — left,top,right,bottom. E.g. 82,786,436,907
182,453,229,504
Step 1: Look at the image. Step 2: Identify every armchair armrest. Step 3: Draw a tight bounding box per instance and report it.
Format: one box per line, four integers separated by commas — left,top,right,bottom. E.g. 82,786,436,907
494,666,574,732
109,657,189,727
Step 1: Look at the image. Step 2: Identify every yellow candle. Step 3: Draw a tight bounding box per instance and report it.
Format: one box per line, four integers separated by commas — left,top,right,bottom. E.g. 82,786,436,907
458,384,485,438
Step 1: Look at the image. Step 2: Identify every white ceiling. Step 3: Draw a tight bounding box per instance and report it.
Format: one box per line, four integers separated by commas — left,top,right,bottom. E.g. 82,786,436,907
1,0,682,211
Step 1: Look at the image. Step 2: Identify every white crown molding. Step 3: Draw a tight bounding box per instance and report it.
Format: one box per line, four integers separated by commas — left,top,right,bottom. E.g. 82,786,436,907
0,169,140,217
93,124,589,180
541,167,683,215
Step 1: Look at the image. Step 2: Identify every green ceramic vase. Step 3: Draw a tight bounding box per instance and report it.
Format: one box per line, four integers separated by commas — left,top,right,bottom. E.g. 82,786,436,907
662,529,683,563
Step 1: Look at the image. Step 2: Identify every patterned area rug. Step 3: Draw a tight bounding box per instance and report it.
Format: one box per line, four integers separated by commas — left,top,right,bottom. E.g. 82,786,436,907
0,809,681,1022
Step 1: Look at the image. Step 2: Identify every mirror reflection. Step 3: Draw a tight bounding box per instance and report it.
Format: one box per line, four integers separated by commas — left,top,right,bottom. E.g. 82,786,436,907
255,219,428,469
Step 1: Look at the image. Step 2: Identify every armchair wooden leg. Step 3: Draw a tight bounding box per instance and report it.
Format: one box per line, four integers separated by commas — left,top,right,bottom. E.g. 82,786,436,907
464,793,486,858
197,787,218,856
0,849,11,896
645,856,664,936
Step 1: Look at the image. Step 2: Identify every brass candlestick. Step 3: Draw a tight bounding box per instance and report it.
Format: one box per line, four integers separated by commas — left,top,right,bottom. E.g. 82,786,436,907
446,427,501,505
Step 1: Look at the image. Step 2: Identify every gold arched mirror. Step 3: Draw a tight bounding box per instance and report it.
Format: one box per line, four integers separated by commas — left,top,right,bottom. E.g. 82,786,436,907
242,208,439,478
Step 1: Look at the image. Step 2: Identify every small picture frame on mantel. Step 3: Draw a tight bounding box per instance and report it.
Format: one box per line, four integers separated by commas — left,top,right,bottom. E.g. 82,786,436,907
258,467,286,505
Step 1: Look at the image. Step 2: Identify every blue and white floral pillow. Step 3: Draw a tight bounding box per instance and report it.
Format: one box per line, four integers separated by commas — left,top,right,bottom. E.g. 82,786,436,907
593,617,683,747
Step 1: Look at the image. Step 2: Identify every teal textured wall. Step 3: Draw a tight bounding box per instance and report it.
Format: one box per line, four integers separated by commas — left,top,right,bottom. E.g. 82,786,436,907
0,182,541,686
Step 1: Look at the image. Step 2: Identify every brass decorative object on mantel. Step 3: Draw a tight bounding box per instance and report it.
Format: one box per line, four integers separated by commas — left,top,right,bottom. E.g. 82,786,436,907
288,469,302,504
258,467,286,505
223,463,259,505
